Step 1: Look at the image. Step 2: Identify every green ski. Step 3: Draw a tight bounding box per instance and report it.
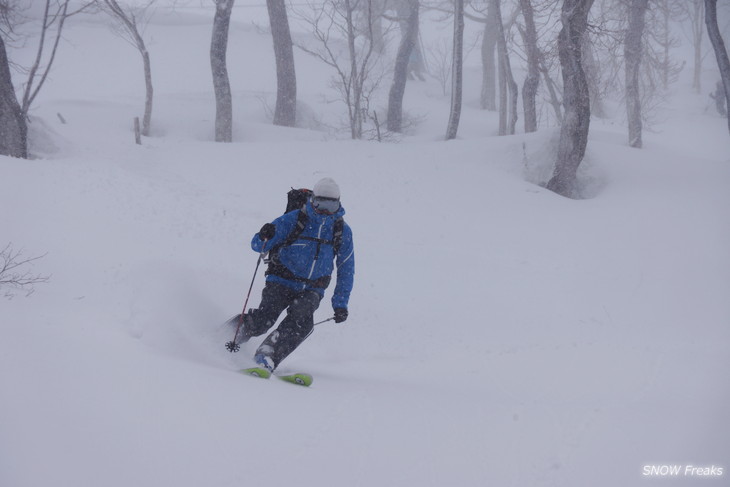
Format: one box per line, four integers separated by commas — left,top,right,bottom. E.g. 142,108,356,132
278,373,313,387
241,367,313,387
242,367,272,379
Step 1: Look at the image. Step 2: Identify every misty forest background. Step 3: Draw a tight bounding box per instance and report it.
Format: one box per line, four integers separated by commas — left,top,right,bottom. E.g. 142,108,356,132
1,0,729,166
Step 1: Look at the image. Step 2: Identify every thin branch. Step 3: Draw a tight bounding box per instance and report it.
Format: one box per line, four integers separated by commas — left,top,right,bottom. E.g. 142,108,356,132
0,243,50,298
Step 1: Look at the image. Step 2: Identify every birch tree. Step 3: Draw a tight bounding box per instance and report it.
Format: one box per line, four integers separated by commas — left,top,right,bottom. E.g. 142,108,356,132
101,0,155,137
625,0,648,148
649,0,683,92
1,0,88,157
519,0,539,132
705,0,730,135
386,0,419,132
0,33,25,158
546,0,594,197
683,0,704,93
445,0,463,140
480,1,498,110
20,0,67,118
493,0,517,135
582,31,606,118
268,0,297,126
211,0,234,142
295,0,382,139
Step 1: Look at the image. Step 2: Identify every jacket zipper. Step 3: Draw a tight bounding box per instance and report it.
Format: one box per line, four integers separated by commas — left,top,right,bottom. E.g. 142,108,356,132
306,219,326,282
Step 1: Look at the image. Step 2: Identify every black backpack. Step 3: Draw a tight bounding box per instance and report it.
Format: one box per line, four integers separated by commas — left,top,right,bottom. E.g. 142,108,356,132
285,187,313,213
264,188,345,287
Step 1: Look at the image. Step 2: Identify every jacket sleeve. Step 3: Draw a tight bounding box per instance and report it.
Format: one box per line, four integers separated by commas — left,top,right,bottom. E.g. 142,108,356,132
332,223,355,310
250,211,299,253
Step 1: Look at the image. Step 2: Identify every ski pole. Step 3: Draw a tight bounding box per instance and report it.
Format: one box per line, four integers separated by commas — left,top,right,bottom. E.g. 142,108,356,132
225,241,268,353
314,317,335,326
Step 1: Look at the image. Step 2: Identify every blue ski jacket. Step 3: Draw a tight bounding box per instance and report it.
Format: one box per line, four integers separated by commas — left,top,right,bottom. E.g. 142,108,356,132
251,200,355,310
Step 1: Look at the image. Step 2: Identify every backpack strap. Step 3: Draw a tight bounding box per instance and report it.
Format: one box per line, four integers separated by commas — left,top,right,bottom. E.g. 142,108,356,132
283,207,309,247
333,217,344,256
266,207,308,264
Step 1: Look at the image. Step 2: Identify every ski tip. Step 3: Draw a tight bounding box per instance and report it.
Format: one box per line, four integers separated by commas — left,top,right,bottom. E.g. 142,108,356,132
278,373,313,387
241,367,272,379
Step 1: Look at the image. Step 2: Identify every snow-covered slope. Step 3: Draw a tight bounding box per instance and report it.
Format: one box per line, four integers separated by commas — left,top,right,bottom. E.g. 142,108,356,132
2,6,729,487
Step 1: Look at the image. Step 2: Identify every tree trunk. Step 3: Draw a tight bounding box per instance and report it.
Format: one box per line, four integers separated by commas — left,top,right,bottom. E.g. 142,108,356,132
519,0,540,132
625,0,648,148
268,0,297,127
659,5,668,90
445,0,464,140
345,0,361,139
705,0,730,135
141,48,153,137
0,36,27,158
387,0,419,132
691,0,704,93
211,0,234,142
103,0,154,137
582,31,605,118
21,0,70,119
539,57,564,124
494,0,518,135
546,0,594,197
480,2,499,110
367,0,386,54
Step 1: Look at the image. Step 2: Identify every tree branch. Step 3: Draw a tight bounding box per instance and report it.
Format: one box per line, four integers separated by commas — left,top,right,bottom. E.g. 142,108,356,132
0,243,49,298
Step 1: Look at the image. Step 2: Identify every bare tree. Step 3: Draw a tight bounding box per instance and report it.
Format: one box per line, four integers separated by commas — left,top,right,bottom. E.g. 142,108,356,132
100,0,154,137
0,243,49,298
426,37,451,96
0,33,25,158
295,0,383,139
364,0,387,53
519,0,540,132
268,0,297,126
705,0,730,134
710,79,726,115
445,0,464,140
682,0,705,93
546,0,594,197
387,0,419,132
211,0,234,142
480,1,499,110
22,0,69,118
1,0,92,153
625,0,648,148
649,0,684,92
581,31,606,118
539,53,564,124
20,0,94,119
586,0,681,132
493,0,518,135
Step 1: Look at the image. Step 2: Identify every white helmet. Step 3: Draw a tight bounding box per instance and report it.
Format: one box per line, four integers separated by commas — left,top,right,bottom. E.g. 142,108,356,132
313,177,341,200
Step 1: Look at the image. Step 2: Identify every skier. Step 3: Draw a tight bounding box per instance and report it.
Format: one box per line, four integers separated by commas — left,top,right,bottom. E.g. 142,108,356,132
234,177,355,373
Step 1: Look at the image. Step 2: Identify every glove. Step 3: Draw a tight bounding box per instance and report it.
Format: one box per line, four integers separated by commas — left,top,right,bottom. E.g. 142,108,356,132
334,308,348,323
259,223,276,240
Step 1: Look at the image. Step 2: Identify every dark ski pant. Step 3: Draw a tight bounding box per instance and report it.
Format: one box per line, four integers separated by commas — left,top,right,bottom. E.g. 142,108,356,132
242,281,322,369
